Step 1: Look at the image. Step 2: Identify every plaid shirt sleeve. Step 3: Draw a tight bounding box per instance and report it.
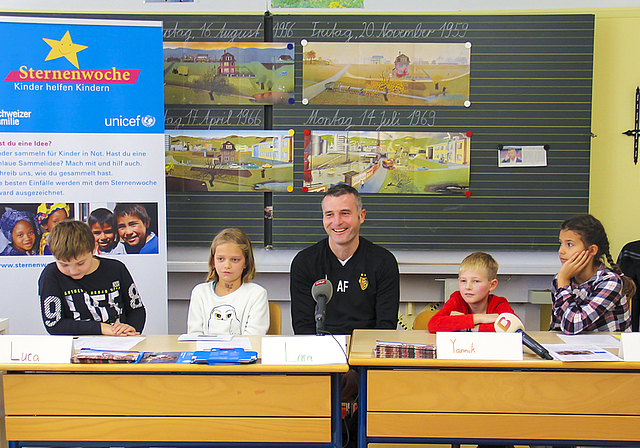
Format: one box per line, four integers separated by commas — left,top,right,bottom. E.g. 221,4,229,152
550,268,623,334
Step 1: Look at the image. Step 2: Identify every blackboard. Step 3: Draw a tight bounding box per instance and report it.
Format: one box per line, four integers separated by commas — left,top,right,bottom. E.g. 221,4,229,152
4,12,594,250
272,14,594,250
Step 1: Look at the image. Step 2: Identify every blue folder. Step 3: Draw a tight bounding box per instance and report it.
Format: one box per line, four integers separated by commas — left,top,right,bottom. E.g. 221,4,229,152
189,348,258,365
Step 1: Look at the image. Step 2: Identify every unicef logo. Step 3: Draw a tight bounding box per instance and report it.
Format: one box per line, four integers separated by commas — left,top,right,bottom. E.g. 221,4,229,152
141,115,156,127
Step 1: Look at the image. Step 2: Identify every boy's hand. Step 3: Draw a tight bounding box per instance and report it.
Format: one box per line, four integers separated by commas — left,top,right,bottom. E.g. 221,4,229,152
557,250,593,287
101,322,140,336
450,311,464,316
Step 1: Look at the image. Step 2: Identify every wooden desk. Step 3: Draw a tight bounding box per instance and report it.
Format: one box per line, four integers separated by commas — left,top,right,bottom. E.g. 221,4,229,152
0,335,348,448
349,329,640,448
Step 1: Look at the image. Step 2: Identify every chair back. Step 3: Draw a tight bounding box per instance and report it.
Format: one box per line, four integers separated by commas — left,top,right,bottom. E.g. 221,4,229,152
267,302,282,335
412,310,438,330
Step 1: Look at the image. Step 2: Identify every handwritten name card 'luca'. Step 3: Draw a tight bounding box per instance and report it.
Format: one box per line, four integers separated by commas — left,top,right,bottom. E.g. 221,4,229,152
0,336,73,364
261,335,348,365
436,332,523,360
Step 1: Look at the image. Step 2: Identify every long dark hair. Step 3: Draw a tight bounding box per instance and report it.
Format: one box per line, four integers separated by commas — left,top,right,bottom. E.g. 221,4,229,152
562,214,636,299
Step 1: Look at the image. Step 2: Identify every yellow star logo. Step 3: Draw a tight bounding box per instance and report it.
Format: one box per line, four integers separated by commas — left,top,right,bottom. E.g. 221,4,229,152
42,30,87,69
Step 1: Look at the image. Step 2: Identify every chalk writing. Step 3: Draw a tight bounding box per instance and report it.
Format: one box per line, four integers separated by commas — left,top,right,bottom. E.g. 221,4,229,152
407,110,437,127
274,21,295,39
304,109,353,130
211,23,263,41
310,22,353,42
439,22,469,38
358,109,437,128
165,109,263,129
163,22,193,41
296,21,469,42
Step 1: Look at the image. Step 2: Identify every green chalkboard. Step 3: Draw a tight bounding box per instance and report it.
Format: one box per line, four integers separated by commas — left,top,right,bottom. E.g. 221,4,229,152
3,11,593,250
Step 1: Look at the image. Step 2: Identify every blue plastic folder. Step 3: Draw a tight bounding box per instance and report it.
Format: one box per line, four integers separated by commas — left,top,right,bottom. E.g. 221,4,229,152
187,348,258,365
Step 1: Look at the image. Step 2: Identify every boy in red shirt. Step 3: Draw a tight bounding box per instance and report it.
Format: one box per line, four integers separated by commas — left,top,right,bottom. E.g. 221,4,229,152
428,252,516,333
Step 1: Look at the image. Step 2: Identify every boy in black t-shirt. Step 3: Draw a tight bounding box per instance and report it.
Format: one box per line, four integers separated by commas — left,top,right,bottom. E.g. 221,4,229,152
38,220,146,336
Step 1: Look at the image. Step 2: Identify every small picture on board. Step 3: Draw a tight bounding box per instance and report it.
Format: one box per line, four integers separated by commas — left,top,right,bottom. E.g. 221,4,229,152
499,147,523,165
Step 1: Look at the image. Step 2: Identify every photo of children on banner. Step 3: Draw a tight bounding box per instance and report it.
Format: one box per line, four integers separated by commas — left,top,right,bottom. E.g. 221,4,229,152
114,203,159,254
82,203,159,255
0,203,77,256
88,208,126,255
37,203,70,255
0,207,41,256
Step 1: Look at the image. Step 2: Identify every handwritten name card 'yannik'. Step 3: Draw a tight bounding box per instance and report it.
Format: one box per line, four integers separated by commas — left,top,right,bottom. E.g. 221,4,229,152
436,332,523,360
261,335,348,365
0,335,73,364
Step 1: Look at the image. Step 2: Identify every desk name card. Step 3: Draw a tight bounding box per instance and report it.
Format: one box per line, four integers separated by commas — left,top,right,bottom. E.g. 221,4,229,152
0,336,73,364
436,332,523,360
261,335,348,365
620,333,640,361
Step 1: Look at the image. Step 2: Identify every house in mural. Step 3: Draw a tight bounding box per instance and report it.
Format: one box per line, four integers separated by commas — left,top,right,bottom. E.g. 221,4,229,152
220,141,237,164
426,135,470,164
393,52,410,78
218,51,236,76
251,135,294,162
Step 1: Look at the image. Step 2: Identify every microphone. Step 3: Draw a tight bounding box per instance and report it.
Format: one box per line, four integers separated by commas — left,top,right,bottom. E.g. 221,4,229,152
311,279,333,335
494,313,554,360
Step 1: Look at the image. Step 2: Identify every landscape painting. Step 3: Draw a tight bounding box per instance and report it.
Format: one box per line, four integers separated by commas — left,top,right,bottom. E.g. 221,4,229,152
303,131,470,194
166,130,294,192
164,42,295,105
303,42,470,106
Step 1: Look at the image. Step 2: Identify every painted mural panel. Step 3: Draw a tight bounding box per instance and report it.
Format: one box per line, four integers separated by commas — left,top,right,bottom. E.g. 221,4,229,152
164,42,295,105
166,130,294,192
303,42,470,106
303,131,470,194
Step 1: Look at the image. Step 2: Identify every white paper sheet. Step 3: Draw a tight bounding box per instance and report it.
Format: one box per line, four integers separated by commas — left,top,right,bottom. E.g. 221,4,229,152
196,336,253,351
73,336,146,351
543,343,622,362
178,334,234,342
558,334,621,349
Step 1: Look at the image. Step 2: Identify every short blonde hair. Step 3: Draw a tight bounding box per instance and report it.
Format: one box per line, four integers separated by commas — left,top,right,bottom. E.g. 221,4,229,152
49,220,95,261
206,228,256,283
459,252,499,280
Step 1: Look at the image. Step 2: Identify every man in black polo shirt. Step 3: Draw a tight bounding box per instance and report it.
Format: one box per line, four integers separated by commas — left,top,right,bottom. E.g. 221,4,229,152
290,184,400,335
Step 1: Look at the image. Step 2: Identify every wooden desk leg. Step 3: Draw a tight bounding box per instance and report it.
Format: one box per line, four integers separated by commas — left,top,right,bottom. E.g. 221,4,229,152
332,373,342,448
358,367,367,448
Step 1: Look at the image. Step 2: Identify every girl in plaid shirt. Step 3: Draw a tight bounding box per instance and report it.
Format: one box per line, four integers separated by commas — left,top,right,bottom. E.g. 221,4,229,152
551,214,636,334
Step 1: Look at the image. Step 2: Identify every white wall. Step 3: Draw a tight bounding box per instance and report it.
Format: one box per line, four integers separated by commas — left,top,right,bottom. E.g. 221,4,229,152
168,247,557,334
4,0,640,13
